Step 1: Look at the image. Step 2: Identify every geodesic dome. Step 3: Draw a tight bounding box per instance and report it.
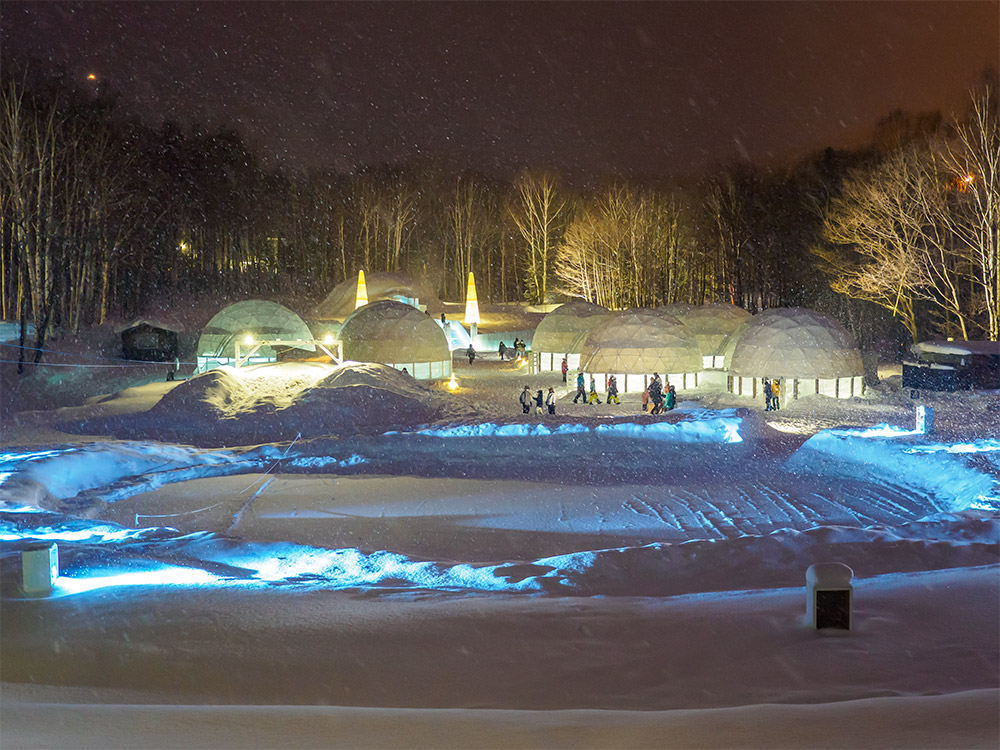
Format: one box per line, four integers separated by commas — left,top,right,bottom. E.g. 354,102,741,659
312,272,441,320
682,303,751,358
581,309,702,375
198,301,314,369
533,301,610,370
729,307,863,379
657,302,697,321
339,300,451,379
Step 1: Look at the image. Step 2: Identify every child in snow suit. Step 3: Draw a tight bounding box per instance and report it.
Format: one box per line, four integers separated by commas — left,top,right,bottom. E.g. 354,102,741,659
573,372,587,403
588,375,600,404
763,378,773,411
519,385,532,414
561,358,568,383
534,390,545,414
771,379,780,410
665,384,676,410
641,388,650,412
606,375,620,404
546,387,556,414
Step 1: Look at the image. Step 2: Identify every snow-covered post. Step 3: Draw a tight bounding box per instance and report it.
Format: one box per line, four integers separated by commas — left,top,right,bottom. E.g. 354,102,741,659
22,542,59,596
805,562,853,630
916,405,934,434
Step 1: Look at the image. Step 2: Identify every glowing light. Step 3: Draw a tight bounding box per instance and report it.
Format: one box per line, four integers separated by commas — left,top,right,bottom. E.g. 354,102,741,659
54,567,224,595
448,373,458,390
243,333,254,345
355,270,368,309
464,272,481,325
87,73,97,81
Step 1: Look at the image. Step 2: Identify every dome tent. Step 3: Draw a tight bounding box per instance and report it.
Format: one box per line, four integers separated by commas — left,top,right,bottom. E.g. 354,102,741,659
533,301,610,372
312,272,442,320
681,303,752,367
729,307,864,400
580,308,702,393
340,300,452,380
197,301,315,373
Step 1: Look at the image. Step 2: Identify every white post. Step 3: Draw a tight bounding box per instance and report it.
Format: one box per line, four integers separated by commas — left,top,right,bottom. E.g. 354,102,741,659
916,405,934,434
22,542,58,595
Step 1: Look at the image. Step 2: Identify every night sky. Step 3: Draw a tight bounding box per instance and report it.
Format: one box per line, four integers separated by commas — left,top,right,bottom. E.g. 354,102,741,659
3,1,997,182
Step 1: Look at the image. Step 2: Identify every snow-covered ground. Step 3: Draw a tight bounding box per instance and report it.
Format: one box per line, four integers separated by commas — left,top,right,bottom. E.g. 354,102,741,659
1,341,998,748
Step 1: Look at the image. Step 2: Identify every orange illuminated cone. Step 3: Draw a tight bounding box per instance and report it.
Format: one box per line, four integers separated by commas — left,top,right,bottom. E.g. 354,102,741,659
355,270,368,309
464,272,480,325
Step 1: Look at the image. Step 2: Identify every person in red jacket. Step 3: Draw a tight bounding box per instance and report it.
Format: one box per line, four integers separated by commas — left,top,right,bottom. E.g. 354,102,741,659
561,357,568,383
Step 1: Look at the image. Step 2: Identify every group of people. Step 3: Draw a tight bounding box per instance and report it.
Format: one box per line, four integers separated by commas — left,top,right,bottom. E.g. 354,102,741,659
763,378,781,411
499,339,526,361
520,385,557,414
572,372,621,405
641,372,676,414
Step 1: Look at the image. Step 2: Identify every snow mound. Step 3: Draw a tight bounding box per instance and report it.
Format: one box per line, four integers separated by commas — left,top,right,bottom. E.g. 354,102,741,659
61,362,477,446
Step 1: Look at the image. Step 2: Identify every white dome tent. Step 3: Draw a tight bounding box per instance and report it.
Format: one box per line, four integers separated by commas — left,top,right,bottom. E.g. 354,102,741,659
340,300,452,380
197,300,315,373
532,301,610,372
728,307,864,400
580,309,702,393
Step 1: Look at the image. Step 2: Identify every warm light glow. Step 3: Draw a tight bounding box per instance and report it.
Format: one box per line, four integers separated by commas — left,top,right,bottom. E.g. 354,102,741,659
243,334,254,345
448,373,458,390
323,334,334,345
963,174,974,183
355,270,368,309
464,272,480,325
87,73,97,81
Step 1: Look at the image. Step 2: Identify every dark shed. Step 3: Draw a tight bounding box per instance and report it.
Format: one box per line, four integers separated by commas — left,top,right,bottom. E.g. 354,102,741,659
120,321,180,362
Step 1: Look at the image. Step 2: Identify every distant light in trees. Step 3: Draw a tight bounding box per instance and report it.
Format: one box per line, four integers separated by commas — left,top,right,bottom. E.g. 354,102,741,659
86,73,97,81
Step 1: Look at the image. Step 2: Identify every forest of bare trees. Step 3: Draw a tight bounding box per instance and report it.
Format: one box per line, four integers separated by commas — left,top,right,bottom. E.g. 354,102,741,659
2,60,997,369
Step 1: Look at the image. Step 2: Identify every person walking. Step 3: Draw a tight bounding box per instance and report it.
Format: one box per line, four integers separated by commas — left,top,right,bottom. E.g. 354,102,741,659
648,373,663,414
561,357,568,383
762,378,773,411
771,378,781,410
467,344,476,364
665,384,676,410
534,389,545,414
588,375,600,404
499,341,507,360
606,375,620,404
519,385,533,414
573,371,587,403
546,387,556,414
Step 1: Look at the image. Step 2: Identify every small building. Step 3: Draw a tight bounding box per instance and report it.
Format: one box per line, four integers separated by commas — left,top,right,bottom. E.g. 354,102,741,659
197,300,315,372
580,308,702,393
340,300,452,380
903,340,1000,391
119,320,180,362
728,307,864,400
532,301,611,372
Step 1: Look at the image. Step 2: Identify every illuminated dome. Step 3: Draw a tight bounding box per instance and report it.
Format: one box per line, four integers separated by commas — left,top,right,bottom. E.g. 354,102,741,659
682,303,751,358
198,300,314,370
581,309,702,375
533,301,611,355
340,300,451,379
730,307,863,379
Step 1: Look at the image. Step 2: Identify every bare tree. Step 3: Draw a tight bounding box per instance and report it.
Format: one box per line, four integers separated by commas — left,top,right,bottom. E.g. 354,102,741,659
941,79,999,341
508,172,568,304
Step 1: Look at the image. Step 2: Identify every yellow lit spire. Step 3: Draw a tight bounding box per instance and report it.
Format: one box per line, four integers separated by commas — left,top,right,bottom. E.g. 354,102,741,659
464,271,480,325
355,270,368,309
